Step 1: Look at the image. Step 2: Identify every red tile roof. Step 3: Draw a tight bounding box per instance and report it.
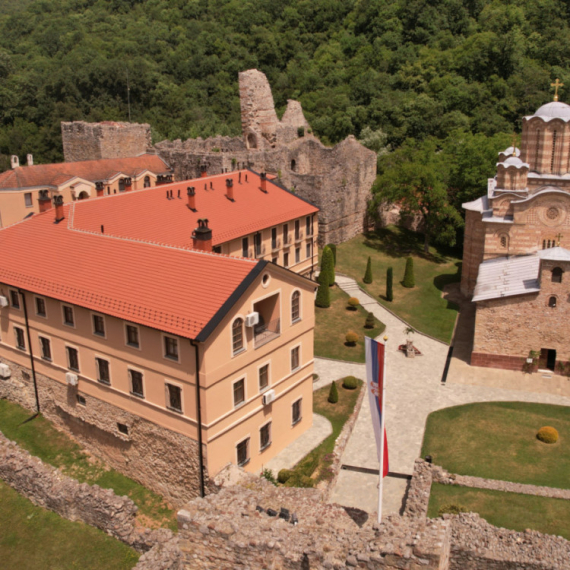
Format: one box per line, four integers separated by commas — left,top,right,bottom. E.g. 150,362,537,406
71,171,318,247
0,207,259,339
0,154,171,190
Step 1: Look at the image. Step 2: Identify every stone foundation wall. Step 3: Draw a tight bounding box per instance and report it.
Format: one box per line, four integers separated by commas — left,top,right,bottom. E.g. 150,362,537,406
470,351,525,371
0,355,208,507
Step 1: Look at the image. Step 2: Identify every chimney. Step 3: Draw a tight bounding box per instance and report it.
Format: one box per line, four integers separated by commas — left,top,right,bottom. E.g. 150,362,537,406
260,172,267,193
38,189,51,213
95,182,104,197
226,178,234,201
124,177,133,192
200,164,207,178
11,155,19,169
187,186,196,211
53,195,64,223
26,154,33,166
192,219,212,252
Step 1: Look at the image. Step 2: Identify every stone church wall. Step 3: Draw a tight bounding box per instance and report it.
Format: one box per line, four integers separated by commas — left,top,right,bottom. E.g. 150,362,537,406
460,210,486,296
0,355,207,507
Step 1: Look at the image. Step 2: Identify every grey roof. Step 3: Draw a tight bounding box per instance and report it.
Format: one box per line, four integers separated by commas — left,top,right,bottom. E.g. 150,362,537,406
472,255,540,302
499,146,520,159
463,195,489,213
538,247,570,261
525,101,570,122
497,156,529,169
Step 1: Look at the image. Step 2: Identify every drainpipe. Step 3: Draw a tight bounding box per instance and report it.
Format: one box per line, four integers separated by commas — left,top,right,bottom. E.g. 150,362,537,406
18,288,40,414
311,213,317,280
190,339,205,498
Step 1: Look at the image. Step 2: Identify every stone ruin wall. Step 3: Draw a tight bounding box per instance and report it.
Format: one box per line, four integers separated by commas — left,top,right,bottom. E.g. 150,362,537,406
62,121,152,162
0,355,208,508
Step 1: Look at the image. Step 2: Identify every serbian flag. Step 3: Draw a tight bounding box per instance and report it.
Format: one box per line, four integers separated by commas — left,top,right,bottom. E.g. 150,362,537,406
365,336,389,478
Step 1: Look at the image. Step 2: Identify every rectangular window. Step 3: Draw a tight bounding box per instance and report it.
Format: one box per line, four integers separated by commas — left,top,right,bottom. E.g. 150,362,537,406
272,257,278,264
164,335,179,361
233,378,245,407
259,364,269,391
166,383,182,413
14,327,25,350
242,237,249,258
283,224,289,244
271,227,277,249
306,242,312,259
24,192,33,208
295,247,300,263
213,245,222,254
292,398,302,425
284,252,289,268
295,220,300,240
254,233,262,256
126,325,140,348
35,297,46,317
260,422,271,451
40,337,51,361
291,346,300,372
66,346,79,372
237,438,249,467
130,370,144,398
63,305,74,327
92,314,105,336
117,423,129,435
76,394,86,406
10,290,20,309
306,216,311,236
96,358,110,385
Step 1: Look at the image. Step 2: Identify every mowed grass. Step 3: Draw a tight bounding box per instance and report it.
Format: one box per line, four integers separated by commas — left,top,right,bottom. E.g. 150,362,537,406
0,399,176,530
287,378,363,485
314,285,385,363
333,227,461,343
428,483,570,540
0,480,139,570
422,402,570,489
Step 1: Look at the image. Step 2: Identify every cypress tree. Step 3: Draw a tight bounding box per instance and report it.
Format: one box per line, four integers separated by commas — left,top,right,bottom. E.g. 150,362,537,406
386,267,393,301
315,275,331,308
328,380,339,404
326,243,337,266
320,246,335,286
403,257,415,288
363,256,373,284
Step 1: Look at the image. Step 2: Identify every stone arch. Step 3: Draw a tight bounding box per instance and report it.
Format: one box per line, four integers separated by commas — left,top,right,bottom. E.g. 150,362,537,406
548,295,558,308
78,191,89,200
246,132,258,150
552,267,564,283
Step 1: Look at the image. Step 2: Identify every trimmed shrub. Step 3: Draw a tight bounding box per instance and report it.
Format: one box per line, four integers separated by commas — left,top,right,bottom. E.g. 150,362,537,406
315,278,330,308
537,426,559,444
326,243,337,266
403,256,415,288
328,380,339,403
277,469,293,484
365,311,375,329
345,331,359,346
261,468,277,485
342,376,358,390
438,504,468,517
320,246,335,286
386,267,393,301
363,256,373,284
285,473,314,488
347,297,360,310
297,126,305,137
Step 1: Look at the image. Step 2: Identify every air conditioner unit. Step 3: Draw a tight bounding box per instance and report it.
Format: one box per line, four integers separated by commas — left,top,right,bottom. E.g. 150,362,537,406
0,363,10,379
262,389,276,406
66,372,78,386
0,296,8,308
245,312,260,327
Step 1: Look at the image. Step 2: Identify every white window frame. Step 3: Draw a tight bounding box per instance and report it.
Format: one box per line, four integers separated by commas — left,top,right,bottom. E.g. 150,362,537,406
231,316,246,357
65,343,80,372
291,289,302,324
165,380,184,414
292,397,302,426
34,295,47,318
124,323,141,350
95,355,111,385
91,312,106,338
162,333,180,363
259,420,272,452
128,366,145,398
290,343,301,373
257,360,271,393
61,304,75,328
38,334,52,361
24,192,33,208
236,435,250,467
232,376,246,408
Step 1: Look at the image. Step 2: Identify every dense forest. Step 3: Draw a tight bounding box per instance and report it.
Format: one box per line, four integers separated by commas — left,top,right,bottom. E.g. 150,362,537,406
0,0,569,239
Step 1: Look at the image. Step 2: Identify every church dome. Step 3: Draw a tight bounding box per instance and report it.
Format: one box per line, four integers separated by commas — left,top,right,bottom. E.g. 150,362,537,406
534,101,570,119
500,155,528,169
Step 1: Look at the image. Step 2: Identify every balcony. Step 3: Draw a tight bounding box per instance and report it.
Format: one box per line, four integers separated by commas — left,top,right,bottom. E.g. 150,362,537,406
295,230,304,242
272,238,281,251
254,318,281,348
255,244,266,258
283,234,291,247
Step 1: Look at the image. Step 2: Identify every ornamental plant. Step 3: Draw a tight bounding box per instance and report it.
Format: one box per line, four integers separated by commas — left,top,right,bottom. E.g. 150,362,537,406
342,376,358,389
326,243,337,266
328,380,339,404
386,267,393,301
537,426,559,444
277,469,292,484
363,256,373,284
365,311,375,329
403,256,415,288
347,297,360,310
320,246,335,286
345,331,358,346
315,276,330,308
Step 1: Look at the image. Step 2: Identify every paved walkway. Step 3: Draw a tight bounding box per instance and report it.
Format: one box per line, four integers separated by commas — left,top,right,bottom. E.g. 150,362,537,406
320,276,570,517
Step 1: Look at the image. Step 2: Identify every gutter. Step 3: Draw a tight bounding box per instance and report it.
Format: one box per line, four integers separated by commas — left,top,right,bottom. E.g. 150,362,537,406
18,288,41,413
189,339,206,498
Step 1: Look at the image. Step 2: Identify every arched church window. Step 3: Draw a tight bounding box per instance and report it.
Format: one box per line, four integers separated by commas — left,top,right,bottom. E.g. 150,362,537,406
552,267,563,283
500,235,508,249
548,296,557,308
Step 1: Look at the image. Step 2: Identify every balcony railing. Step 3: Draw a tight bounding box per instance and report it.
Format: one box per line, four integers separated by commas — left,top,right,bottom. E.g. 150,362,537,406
255,244,266,258
254,318,281,348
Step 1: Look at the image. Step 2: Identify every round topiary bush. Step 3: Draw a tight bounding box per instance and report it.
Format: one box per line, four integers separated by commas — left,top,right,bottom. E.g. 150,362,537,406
347,297,360,310
342,376,358,390
438,504,468,517
345,331,359,346
537,426,559,444
277,469,293,484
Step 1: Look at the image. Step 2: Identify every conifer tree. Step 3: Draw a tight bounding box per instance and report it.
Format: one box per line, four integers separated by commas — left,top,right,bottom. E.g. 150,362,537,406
363,256,373,284
328,380,339,404
320,246,335,286
386,267,393,301
315,274,331,308
326,244,337,266
403,257,415,288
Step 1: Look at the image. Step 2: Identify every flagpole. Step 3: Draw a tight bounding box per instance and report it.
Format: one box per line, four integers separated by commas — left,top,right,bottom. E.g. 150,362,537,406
378,335,388,523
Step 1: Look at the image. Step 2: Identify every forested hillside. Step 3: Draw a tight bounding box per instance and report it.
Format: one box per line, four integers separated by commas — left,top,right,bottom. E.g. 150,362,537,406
0,0,568,170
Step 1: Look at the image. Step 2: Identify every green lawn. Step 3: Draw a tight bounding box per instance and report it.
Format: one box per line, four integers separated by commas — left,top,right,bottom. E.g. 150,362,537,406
333,227,461,343
422,402,570,490
315,284,385,363
428,483,570,540
0,480,139,570
0,399,176,530
284,377,363,486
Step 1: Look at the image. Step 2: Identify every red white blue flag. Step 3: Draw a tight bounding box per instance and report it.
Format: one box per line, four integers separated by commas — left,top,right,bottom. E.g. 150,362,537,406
365,336,389,478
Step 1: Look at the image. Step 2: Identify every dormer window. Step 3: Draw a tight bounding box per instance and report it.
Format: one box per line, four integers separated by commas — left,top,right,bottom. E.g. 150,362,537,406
552,267,563,283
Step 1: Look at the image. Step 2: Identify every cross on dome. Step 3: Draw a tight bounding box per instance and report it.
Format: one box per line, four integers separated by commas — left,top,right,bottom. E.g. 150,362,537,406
551,78,564,102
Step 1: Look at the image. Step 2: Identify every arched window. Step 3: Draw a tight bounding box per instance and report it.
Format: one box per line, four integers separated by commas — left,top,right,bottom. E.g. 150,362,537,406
500,235,508,249
552,267,563,283
548,296,557,308
247,133,257,149
291,291,301,323
291,159,296,172
232,318,244,354
144,176,151,188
